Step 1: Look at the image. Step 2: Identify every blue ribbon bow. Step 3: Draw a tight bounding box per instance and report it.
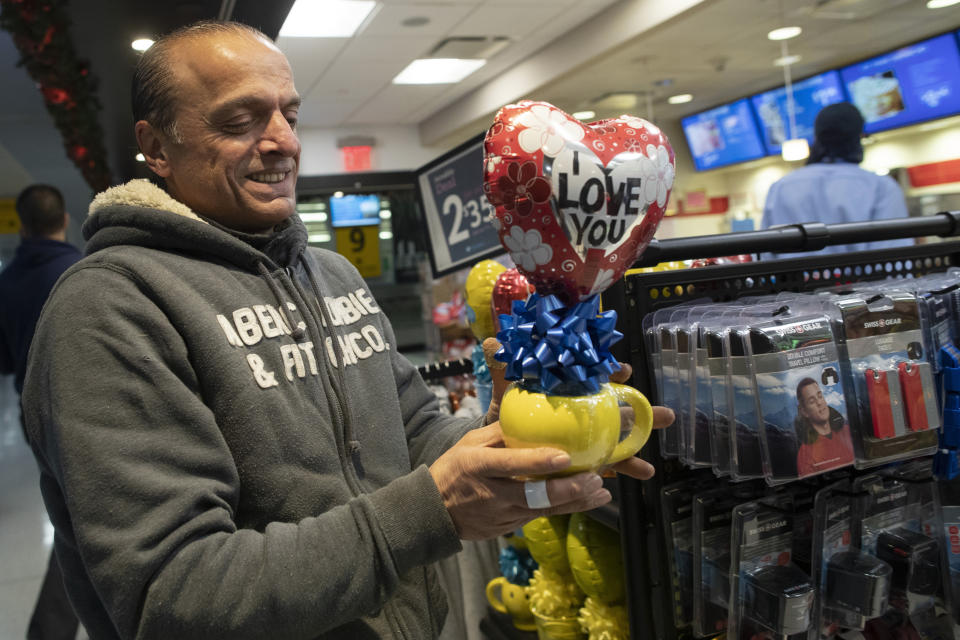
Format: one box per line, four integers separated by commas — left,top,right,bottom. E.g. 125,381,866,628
494,293,622,396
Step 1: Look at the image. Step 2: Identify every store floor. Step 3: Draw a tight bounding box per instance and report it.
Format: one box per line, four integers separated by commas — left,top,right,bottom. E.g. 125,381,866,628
0,375,87,640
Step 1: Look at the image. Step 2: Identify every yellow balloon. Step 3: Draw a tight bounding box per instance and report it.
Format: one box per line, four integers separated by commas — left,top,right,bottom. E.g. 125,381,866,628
465,259,507,339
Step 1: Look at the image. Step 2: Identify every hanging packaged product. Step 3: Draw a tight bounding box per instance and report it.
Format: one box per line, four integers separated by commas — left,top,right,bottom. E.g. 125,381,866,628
812,479,892,637
645,300,713,465
645,307,681,458
702,310,734,478
660,474,714,631
827,291,940,467
892,271,960,375
673,309,696,468
746,304,855,484
728,499,815,640
727,307,771,482
939,477,960,625
853,473,942,618
692,482,765,638
677,306,717,469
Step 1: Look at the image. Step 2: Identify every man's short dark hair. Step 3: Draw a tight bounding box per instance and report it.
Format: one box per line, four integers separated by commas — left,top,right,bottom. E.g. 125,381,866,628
131,20,270,143
796,377,818,403
16,184,66,237
808,102,865,165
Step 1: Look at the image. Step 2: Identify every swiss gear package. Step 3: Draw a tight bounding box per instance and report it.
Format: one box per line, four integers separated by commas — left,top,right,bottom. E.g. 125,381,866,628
746,304,854,484
826,291,940,467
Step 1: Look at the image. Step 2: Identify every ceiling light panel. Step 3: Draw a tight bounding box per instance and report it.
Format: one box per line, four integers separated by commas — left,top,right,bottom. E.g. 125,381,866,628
767,26,802,41
279,0,377,38
393,58,486,84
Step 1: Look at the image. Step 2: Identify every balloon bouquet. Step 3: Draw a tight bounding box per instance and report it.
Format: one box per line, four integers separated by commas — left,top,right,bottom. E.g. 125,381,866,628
484,100,673,474
482,101,675,639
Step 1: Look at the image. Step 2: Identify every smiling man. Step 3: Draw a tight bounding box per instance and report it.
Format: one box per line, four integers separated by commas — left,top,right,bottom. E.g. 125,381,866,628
22,21,670,640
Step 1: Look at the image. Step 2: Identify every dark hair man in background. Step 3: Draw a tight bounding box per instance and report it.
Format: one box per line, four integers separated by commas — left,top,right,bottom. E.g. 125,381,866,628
794,377,853,477
0,184,82,640
761,102,913,259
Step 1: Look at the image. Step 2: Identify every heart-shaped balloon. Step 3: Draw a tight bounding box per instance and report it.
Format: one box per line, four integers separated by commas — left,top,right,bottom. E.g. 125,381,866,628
491,268,534,331
483,101,674,304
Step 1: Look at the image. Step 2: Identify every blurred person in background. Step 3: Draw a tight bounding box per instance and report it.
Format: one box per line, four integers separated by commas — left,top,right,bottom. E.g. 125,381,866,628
0,184,82,640
761,102,913,259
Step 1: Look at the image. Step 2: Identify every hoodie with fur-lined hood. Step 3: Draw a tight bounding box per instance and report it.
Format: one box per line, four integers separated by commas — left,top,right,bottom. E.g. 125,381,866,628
23,179,475,640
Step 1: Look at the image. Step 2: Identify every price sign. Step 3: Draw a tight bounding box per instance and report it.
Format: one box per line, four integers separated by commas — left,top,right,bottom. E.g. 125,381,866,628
335,225,381,278
417,133,504,277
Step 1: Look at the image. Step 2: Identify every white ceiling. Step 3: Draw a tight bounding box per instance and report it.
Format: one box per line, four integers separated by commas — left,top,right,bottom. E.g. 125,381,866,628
279,0,960,148
279,0,618,127
535,0,960,125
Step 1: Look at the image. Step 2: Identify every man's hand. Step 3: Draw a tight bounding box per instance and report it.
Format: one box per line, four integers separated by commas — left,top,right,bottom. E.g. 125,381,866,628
603,405,674,480
429,423,610,540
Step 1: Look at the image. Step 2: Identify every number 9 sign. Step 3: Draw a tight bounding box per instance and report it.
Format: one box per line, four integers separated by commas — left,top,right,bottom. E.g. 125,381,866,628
417,133,505,277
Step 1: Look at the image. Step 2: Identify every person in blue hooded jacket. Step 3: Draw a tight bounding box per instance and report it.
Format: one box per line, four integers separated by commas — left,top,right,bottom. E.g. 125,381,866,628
0,184,82,640
761,102,913,259
21,21,670,640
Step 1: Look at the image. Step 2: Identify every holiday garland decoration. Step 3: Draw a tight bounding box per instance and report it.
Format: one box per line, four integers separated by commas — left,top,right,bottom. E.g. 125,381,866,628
0,0,112,191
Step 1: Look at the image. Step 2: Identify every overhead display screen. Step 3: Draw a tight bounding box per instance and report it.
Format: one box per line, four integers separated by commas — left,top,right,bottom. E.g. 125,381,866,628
329,194,382,228
681,99,767,171
751,70,846,155
840,33,960,133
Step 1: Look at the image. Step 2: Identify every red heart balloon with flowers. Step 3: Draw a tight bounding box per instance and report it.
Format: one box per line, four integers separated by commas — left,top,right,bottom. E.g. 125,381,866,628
483,101,674,305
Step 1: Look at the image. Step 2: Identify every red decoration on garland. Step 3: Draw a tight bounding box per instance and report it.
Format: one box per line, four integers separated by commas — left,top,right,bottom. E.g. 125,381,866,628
41,86,69,104
0,0,112,192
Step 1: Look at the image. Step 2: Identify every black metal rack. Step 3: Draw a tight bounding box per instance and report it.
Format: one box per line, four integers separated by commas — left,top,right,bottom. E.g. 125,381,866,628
599,214,960,640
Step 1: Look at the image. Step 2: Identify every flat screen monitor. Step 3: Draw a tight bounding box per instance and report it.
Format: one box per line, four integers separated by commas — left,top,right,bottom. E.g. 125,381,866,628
328,194,381,227
751,70,846,155
681,98,766,171
840,33,960,133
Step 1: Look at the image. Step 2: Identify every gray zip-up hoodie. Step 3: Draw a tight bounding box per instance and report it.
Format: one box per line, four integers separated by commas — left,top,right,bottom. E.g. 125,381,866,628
23,180,476,640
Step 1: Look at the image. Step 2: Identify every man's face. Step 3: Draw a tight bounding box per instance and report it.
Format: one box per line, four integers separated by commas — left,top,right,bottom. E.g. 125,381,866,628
798,382,829,426
157,32,301,233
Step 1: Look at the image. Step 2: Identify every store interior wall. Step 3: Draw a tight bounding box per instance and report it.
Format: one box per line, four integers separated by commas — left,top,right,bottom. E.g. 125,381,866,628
299,124,451,176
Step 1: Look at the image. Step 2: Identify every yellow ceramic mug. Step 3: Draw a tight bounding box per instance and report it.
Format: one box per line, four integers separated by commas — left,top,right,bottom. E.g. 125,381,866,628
499,383,652,475
486,576,536,631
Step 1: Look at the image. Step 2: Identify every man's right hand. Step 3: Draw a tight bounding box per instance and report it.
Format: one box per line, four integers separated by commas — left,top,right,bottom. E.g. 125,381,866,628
428,422,610,541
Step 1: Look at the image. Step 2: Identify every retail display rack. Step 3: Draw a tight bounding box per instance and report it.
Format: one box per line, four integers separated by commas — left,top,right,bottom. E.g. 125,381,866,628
599,212,960,640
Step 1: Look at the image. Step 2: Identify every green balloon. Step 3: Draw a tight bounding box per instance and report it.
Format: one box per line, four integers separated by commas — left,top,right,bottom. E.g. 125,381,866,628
522,515,571,575
566,512,624,603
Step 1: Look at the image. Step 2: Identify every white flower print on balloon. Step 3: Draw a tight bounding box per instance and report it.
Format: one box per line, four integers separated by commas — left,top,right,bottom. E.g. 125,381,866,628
639,145,674,208
649,144,674,208
624,117,660,136
503,226,554,272
516,104,584,157
590,269,615,294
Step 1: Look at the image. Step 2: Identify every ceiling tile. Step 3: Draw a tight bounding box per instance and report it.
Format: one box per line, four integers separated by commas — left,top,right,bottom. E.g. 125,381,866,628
450,3,567,39
336,35,435,64
345,84,450,124
308,62,406,104
298,98,366,128
360,3,476,37
277,36,350,95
